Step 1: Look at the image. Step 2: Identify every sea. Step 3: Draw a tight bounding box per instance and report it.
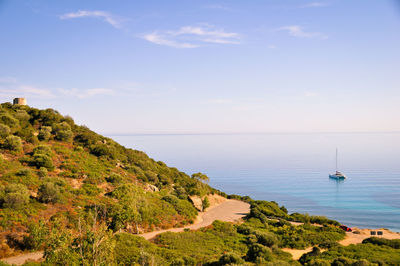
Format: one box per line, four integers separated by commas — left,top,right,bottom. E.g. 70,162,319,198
110,133,400,232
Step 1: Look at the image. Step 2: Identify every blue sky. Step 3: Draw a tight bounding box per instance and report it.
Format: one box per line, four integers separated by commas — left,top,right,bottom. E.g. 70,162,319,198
1,0,399,134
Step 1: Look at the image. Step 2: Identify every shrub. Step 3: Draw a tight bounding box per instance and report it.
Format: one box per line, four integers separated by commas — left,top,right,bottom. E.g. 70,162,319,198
38,126,52,141
0,113,19,128
3,135,23,151
89,143,116,158
37,182,62,203
15,110,30,121
255,231,279,247
53,122,73,141
202,196,210,211
0,124,10,138
38,167,48,178
22,220,48,250
246,243,273,262
31,153,54,170
80,183,101,196
106,173,124,184
217,253,244,265
1,184,30,209
33,145,52,156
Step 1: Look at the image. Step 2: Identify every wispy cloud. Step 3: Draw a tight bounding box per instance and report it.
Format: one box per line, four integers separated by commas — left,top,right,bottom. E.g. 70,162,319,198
0,77,116,100
59,88,115,98
301,2,329,8
142,24,240,48
0,78,55,98
278,25,328,39
203,4,230,11
60,10,122,29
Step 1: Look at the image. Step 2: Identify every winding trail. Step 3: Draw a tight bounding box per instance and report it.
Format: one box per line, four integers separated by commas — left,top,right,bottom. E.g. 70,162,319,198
140,199,250,240
1,199,250,265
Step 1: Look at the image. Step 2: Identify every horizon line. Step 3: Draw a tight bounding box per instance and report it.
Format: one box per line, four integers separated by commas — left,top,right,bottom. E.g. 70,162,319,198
104,130,400,136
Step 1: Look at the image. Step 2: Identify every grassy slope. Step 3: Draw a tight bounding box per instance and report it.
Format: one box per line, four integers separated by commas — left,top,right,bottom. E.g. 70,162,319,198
0,102,398,265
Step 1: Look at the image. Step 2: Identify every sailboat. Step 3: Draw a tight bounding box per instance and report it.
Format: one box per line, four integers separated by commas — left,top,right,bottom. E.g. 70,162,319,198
329,148,347,179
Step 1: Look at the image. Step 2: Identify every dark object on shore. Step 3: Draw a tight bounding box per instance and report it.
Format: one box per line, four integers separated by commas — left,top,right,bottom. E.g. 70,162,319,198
377,231,383,236
371,231,377,235
339,225,352,232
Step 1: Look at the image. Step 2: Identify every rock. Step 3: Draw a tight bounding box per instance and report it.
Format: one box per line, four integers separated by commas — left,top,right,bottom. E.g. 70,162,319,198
189,196,203,211
144,184,159,192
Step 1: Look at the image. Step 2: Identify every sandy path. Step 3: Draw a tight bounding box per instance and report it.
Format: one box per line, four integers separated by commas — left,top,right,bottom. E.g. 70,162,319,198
1,251,44,265
140,199,250,240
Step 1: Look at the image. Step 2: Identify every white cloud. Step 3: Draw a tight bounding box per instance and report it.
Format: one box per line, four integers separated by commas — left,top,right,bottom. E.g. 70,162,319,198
268,45,276,49
142,25,240,48
203,4,230,11
60,10,121,29
142,33,199,48
59,88,115,98
301,2,328,8
278,25,328,39
0,77,116,101
0,77,55,99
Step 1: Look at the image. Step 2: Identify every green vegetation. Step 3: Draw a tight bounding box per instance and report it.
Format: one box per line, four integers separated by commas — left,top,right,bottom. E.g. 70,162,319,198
0,102,398,265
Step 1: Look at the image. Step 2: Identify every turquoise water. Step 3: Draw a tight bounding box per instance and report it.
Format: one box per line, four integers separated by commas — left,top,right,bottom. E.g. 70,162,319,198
111,133,400,232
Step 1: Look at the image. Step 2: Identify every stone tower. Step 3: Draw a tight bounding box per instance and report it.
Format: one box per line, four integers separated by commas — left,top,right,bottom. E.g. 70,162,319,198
13,98,27,106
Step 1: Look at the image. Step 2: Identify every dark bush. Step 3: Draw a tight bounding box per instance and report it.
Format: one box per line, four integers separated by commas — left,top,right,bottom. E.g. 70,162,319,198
0,123,10,138
37,182,62,203
38,126,52,141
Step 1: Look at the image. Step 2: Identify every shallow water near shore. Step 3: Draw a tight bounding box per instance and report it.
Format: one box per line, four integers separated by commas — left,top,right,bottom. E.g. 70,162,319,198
111,133,400,232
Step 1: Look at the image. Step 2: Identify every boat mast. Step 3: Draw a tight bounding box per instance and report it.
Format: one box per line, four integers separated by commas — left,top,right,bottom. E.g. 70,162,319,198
336,148,338,172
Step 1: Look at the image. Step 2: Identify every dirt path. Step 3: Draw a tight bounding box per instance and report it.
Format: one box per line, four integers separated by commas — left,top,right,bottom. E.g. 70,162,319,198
140,199,250,240
1,251,44,265
284,227,400,260
1,199,250,265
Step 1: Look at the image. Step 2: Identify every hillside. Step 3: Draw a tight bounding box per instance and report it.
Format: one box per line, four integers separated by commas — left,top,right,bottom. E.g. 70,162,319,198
1,102,400,265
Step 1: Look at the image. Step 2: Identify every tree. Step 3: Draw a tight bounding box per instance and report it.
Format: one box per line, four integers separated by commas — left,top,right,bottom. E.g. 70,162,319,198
3,135,23,152
38,126,52,141
0,123,10,138
53,122,73,141
1,184,30,209
191,172,210,183
202,196,210,211
37,182,62,204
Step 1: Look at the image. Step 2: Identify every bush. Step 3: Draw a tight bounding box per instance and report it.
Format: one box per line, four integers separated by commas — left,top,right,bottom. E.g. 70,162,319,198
3,135,23,151
53,122,73,141
0,113,19,128
38,126,52,141
38,167,48,178
106,173,124,184
202,196,210,211
37,182,62,203
1,184,30,209
246,243,273,262
15,110,30,121
30,145,54,170
0,124,10,138
216,253,244,265
255,231,279,247
31,153,54,170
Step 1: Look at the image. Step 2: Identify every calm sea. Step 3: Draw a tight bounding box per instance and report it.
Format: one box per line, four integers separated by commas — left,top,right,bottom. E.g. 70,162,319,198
110,133,400,232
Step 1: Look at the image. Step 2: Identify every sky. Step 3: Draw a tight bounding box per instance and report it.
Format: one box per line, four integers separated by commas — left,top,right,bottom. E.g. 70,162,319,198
1,0,400,134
